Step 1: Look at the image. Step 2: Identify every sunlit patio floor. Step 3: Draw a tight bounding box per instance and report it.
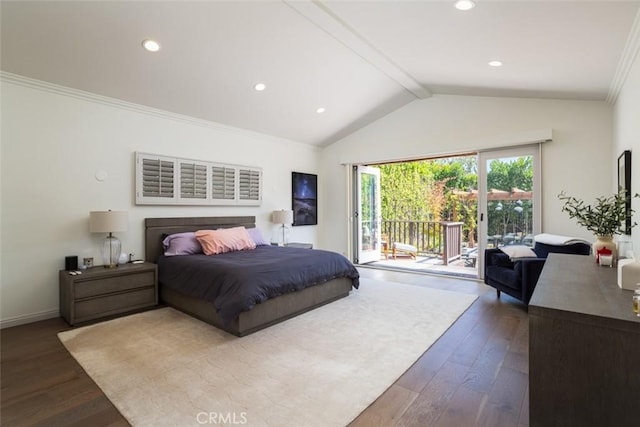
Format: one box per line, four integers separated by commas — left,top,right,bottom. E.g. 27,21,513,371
367,254,478,278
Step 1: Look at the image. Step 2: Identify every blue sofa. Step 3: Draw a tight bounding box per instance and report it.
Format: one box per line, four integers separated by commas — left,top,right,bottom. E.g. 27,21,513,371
484,241,591,304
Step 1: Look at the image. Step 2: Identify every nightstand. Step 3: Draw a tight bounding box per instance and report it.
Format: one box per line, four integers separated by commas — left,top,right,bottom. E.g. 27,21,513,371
285,242,313,249
59,262,158,325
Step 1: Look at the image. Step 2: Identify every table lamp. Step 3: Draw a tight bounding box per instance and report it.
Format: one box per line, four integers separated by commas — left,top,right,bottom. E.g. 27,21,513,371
272,209,293,245
89,210,128,268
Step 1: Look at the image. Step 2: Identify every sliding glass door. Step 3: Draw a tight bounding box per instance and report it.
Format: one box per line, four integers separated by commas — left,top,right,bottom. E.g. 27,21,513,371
477,145,541,278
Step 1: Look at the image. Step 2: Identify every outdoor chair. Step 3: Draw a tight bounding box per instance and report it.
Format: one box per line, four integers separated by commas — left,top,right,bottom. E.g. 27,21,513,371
522,234,534,246
392,242,417,259
502,233,517,245
461,247,478,267
380,234,417,259
380,234,390,259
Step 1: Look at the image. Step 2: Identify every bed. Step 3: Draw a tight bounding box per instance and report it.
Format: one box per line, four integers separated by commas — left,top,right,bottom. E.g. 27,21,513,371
145,216,359,336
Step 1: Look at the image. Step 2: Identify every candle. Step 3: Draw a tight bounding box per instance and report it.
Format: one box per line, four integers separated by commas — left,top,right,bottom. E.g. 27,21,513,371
599,254,613,267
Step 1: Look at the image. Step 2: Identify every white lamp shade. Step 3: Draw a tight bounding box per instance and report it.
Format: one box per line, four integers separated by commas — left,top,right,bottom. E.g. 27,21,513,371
272,209,293,225
89,211,128,233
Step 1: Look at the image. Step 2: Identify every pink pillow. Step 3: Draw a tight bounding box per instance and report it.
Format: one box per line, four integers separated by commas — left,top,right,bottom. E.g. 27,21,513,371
195,227,257,255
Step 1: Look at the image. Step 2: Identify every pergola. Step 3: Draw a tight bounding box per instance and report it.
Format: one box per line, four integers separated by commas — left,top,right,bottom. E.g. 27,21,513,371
452,188,533,201
450,188,533,246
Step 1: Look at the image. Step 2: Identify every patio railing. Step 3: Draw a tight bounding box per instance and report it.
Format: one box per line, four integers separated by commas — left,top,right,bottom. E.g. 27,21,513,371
381,220,464,265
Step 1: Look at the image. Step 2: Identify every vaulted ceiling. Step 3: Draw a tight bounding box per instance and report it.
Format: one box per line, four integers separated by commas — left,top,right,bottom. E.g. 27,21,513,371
2,1,639,146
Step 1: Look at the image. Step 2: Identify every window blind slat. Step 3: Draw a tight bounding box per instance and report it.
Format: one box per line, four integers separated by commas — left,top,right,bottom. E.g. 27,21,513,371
141,158,174,198
180,162,207,199
238,168,261,200
211,166,236,200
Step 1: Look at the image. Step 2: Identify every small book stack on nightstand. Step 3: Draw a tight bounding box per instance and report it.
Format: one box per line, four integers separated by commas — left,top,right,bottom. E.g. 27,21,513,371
59,262,158,325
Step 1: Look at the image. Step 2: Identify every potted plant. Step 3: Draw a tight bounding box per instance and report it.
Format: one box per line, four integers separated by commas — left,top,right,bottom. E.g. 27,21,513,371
558,191,638,259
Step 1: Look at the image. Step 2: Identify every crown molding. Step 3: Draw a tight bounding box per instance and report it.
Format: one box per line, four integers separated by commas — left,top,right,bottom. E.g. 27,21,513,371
0,71,310,148
606,7,640,104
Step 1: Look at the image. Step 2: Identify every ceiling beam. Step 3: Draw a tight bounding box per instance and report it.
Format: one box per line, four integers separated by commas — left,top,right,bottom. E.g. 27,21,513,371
284,0,432,100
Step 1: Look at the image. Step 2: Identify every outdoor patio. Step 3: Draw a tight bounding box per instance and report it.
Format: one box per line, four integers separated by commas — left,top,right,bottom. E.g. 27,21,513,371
370,252,477,277
371,186,535,278
379,219,466,265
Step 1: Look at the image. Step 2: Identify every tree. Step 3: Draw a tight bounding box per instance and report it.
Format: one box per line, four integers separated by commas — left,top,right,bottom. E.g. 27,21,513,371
487,156,532,191
378,158,478,221
379,162,432,222
486,157,534,237
377,155,533,246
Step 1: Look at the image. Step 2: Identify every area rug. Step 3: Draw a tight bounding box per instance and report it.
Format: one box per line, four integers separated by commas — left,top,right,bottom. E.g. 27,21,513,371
58,279,476,427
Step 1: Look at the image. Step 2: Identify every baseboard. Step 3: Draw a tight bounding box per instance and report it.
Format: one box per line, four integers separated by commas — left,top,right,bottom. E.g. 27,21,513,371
0,309,60,329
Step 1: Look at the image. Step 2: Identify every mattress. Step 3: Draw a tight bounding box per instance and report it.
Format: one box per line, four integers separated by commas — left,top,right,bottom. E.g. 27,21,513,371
157,245,359,324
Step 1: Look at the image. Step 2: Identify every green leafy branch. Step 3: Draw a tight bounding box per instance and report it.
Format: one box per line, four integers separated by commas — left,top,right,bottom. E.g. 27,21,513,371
558,191,639,236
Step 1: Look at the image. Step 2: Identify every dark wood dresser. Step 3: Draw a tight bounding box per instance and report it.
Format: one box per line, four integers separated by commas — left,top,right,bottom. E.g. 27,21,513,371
529,253,640,427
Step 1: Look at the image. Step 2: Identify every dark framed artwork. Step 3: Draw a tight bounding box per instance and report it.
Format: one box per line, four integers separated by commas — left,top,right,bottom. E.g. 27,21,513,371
618,150,632,234
292,172,317,226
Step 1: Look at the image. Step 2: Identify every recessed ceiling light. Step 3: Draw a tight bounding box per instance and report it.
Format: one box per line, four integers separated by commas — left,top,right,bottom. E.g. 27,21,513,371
454,0,475,11
254,83,266,91
142,39,160,52
316,107,326,114
488,60,503,67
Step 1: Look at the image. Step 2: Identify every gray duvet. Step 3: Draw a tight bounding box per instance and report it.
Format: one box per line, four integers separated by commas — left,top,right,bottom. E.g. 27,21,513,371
157,245,360,324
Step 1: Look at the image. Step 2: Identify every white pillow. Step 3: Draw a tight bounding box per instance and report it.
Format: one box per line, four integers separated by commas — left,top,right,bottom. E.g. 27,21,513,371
499,245,537,260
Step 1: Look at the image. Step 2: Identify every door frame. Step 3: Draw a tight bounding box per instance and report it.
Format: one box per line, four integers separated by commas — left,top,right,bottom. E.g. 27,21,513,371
352,165,382,264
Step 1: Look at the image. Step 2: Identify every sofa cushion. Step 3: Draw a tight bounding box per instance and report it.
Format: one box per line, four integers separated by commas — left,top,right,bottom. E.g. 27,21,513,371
492,253,515,268
486,265,521,291
514,260,523,277
534,242,591,258
500,245,538,260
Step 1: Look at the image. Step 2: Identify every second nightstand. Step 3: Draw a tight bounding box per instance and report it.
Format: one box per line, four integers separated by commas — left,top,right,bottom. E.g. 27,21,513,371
285,242,313,249
271,242,314,249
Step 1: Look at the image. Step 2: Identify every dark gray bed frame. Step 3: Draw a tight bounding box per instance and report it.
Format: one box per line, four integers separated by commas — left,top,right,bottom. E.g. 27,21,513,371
144,216,353,337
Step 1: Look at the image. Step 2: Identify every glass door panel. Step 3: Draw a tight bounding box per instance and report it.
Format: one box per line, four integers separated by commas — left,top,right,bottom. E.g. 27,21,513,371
356,165,381,264
478,146,540,278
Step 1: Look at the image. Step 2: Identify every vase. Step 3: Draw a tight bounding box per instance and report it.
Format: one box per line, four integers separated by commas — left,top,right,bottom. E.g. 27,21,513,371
592,235,617,262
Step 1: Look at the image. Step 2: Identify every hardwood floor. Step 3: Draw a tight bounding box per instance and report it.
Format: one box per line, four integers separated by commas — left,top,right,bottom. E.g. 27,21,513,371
1,317,128,427
351,268,529,427
1,268,529,426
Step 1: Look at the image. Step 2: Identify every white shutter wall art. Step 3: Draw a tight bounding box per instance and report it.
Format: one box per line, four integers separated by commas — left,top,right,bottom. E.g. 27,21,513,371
135,152,262,206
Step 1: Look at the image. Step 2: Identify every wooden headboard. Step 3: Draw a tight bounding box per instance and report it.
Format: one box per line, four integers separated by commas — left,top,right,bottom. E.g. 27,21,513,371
144,216,256,263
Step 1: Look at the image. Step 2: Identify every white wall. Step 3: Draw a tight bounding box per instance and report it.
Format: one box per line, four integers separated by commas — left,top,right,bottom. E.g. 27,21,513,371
0,76,319,327
613,49,640,255
2,68,630,326
319,94,613,255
